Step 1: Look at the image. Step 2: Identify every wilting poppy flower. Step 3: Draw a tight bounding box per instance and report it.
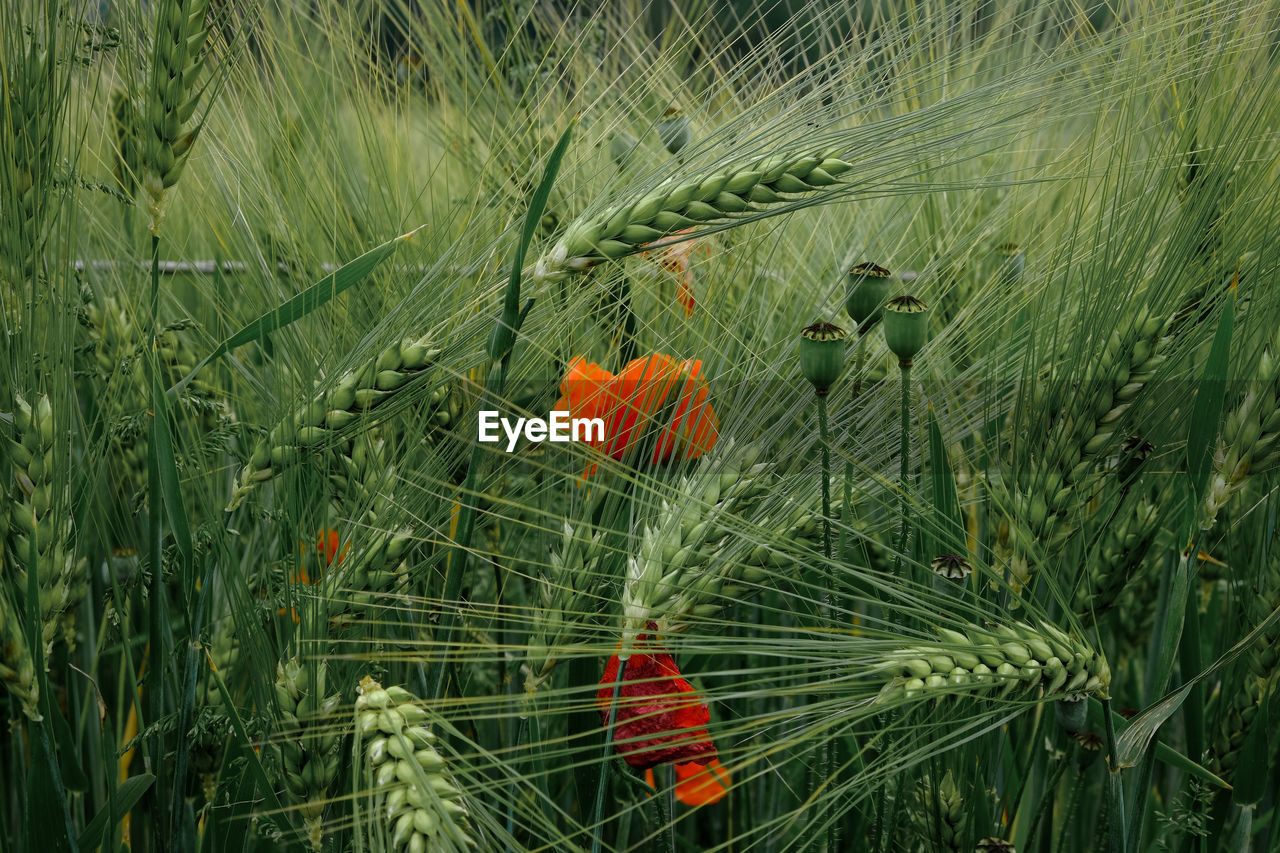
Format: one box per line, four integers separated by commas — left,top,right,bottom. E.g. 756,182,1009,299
596,633,719,770
554,353,719,475
644,757,732,806
641,228,707,316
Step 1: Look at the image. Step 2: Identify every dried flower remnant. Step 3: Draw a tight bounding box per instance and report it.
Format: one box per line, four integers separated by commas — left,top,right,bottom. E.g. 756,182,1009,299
931,553,973,580
641,227,706,316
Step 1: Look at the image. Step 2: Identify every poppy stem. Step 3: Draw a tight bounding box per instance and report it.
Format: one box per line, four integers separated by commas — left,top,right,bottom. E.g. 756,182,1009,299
817,393,833,567
660,764,677,853
815,391,835,853
850,331,868,400
591,658,626,853
618,275,637,367
894,361,913,572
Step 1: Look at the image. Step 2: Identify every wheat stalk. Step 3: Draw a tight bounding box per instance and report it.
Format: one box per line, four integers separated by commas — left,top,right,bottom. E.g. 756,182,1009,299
274,658,345,851
356,676,476,851
142,0,214,232
528,150,855,286
873,621,1111,704
1202,329,1280,526
993,308,1170,587
226,336,456,510
912,770,965,853
621,444,892,646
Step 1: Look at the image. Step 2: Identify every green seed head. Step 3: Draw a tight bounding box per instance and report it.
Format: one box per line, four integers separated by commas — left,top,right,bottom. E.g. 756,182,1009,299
610,130,639,168
883,295,929,365
996,242,1026,287
799,322,847,396
657,107,692,155
845,262,893,331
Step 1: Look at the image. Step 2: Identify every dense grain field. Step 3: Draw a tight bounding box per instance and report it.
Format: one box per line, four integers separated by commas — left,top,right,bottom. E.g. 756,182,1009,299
4,1,1280,850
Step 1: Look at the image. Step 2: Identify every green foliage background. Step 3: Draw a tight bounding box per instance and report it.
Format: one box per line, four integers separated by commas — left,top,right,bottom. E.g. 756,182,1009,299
3,1,1280,850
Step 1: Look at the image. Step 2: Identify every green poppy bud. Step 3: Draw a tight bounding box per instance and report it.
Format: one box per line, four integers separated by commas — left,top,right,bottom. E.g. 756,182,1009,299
845,262,893,332
799,322,847,396
658,107,691,155
609,130,638,168
1116,435,1153,487
996,242,1025,288
1055,697,1088,733
883,295,929,365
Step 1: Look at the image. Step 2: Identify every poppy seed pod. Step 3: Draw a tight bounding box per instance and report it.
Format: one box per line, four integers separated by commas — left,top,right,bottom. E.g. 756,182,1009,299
930,553,972,580
1116,436,1154,487
883,295,929,365
845,262,893,332
658,107,691,155
799,322,847,396
610,130,639,168
996,242,1025,288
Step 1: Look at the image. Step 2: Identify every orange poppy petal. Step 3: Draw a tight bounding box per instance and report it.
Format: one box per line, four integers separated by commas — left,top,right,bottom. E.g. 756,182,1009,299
673,758,731,806
643,759,732,807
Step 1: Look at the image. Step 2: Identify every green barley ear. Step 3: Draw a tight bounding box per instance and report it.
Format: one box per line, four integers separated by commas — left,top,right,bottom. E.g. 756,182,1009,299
109,88,142,199
142,0,215,233
274,658,344,851
523,519,605,698
621,443,891,645
1073,487,1162,618
4,393,87,655
1,38,58,278
1202,329,1280,527
911,770,964,853
319,438,415,629
873,621,1110,705
226,336,456,511
356,676,477,851
993,308,1170,589
0,591,38,719
1211,554,1280,781
529,149,855,286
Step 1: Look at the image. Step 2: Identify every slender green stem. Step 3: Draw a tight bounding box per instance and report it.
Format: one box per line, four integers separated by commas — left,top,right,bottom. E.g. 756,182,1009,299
591,660,625,853
145,233,168,828
895,362,912,570
850,333,868,399
661,764,677,853
818,394,833,567
1103,698,1129,853
815,392,835,852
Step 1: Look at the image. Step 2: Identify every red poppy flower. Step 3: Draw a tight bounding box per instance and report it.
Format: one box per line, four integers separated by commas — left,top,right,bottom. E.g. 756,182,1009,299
596,634,718,770
644,757,732,806
553,353,719,476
